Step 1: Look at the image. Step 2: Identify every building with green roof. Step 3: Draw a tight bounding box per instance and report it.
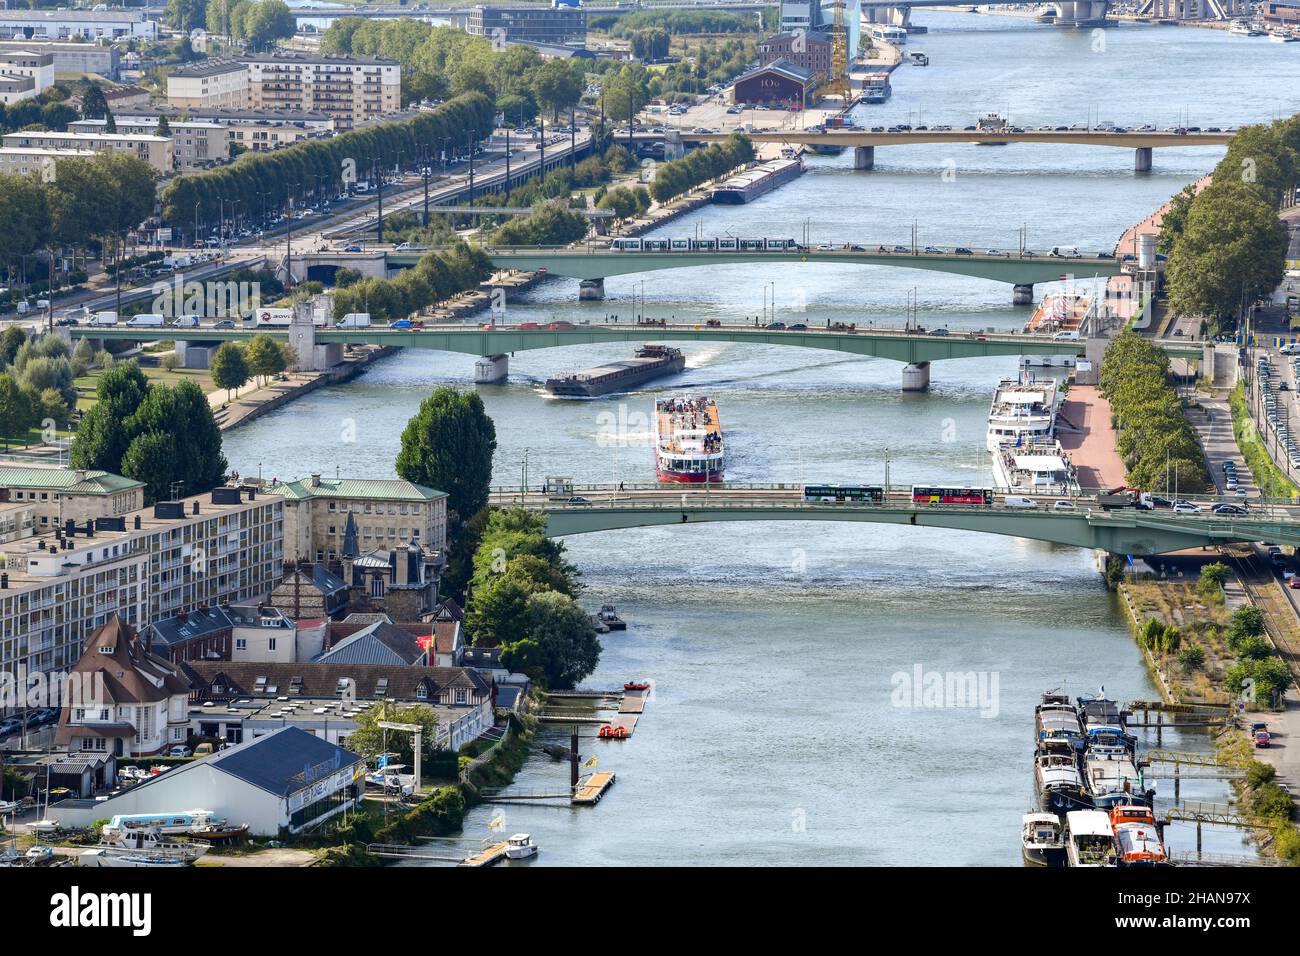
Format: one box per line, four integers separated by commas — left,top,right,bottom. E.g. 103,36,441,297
0,464,145,532
271,472,447,564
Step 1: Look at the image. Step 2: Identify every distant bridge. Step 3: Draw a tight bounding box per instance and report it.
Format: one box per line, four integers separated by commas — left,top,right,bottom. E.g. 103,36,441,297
69,321,1205,390
683,129,1235,172
487,485,1300,555
386,246,1128,305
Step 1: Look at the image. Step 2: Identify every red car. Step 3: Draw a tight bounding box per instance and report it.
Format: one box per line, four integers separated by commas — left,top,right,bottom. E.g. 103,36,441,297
1254,730,1272,748
517,321,539,329
1289,577,1300,590
547,321,574,330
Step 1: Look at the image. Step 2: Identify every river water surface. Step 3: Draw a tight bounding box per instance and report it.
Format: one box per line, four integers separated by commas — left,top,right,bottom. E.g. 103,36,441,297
225,14,1300,864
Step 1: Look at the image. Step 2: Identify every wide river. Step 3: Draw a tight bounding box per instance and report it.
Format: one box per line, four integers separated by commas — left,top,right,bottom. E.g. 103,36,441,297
226,14,1300,864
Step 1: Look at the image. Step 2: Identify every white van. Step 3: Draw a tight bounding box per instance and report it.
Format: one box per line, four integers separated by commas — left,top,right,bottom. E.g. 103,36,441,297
126,313,165,327
1004,495,1039,509
337,312,371,328
1052,330,1080,340
1050,246,1082,258
171,315,199,328
90,311,118,327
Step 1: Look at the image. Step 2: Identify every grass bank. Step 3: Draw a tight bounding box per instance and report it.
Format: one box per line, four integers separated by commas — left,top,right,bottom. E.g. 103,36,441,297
1230,381,1299,499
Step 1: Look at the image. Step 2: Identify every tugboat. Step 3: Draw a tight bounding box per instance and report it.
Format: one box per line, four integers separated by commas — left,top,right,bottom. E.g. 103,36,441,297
1021,812,1067,867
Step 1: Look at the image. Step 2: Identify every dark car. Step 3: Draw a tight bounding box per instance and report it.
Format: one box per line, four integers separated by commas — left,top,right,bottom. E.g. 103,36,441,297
765,322,786,330
954,247,973,255
927,328,950,337
787,323,808,330
1146,495,1173,508
213,319,235,329
1213,504,1249,516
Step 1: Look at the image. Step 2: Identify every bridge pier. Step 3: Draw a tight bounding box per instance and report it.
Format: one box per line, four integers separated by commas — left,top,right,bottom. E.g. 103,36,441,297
1013,284,1035,306
853,146,875,170
901,361,930,392
578,278,606,301
1135,147,1152,173
474,354,509,384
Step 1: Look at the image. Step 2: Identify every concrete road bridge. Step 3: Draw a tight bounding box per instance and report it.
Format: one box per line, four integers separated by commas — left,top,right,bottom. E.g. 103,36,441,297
70,321,1205,390
385,246,1127,306
683,128,1235,172
488,485,1300,555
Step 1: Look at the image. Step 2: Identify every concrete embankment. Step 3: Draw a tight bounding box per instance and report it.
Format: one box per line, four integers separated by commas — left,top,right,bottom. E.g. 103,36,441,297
216,344,398,432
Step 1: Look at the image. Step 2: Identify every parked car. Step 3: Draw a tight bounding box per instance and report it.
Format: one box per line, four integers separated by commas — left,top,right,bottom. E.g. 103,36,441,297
567,495,592,506
1172,501,1201,514
1254,730,1272,748
168,746,192,758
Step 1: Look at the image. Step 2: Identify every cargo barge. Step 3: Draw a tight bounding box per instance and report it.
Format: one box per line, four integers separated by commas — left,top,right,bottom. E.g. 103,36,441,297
710,158,804,204
545,345,685,398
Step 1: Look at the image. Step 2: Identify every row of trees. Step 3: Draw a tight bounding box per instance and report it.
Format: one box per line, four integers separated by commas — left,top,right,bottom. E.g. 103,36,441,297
330,240,492,326
649,134,755,204
1098,332,1210,494
0,153,156,299
70,362,227,504
0,329,86,444
1161,115,1300,329
1221,605,1293,708
590,9,766,36
160,93,495,236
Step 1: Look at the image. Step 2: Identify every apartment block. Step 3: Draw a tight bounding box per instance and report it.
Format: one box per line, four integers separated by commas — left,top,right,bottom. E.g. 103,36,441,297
0,10,157,41
1,130,173,173
70,117,229,169
467,5,587,45
0,485,283,684
0,49,53,105
166,59,249,110
0,465,145,532
241,53,401,131
0,40,119,78
0,145,96,175
115,106,336,153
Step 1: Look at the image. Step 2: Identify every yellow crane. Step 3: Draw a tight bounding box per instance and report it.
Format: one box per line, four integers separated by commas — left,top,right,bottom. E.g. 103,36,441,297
827,0,851,106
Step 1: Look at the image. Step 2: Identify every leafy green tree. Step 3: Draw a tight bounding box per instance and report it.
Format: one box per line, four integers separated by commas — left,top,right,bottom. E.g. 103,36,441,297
524,590,600,688
78,80,108,120
210,341,249,400
345,702,441,768
244,332,285,386
396,387,496,525
0,372,34,447
166,0,208,31
466,576,533,648
1165,181,1289,326
1156,184,1197,256
531,60,583,121
0,326,27,366
1226,605,1265,649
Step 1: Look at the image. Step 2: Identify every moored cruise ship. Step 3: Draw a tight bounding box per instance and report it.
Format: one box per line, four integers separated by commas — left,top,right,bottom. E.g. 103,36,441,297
654,395,724,483
987,374,1079,496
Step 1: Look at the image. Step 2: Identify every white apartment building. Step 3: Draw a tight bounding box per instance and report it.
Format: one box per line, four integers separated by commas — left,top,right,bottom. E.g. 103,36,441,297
0,145,97,176
0,49,53,105
166,59,249,110
242,53,401,131
1,130,173,173
70,117,229,169
0,484,283,685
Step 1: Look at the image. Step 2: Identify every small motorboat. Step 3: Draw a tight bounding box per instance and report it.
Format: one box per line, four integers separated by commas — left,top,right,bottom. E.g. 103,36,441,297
504,833,539,860
623,681,650,692
1021,812,1066,867
25,845,55,866
104,828,209,861
187,823,249,843
28,819,61,835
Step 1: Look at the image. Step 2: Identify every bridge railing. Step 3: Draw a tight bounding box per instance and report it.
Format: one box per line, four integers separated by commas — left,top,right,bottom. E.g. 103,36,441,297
491,483,1300,523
